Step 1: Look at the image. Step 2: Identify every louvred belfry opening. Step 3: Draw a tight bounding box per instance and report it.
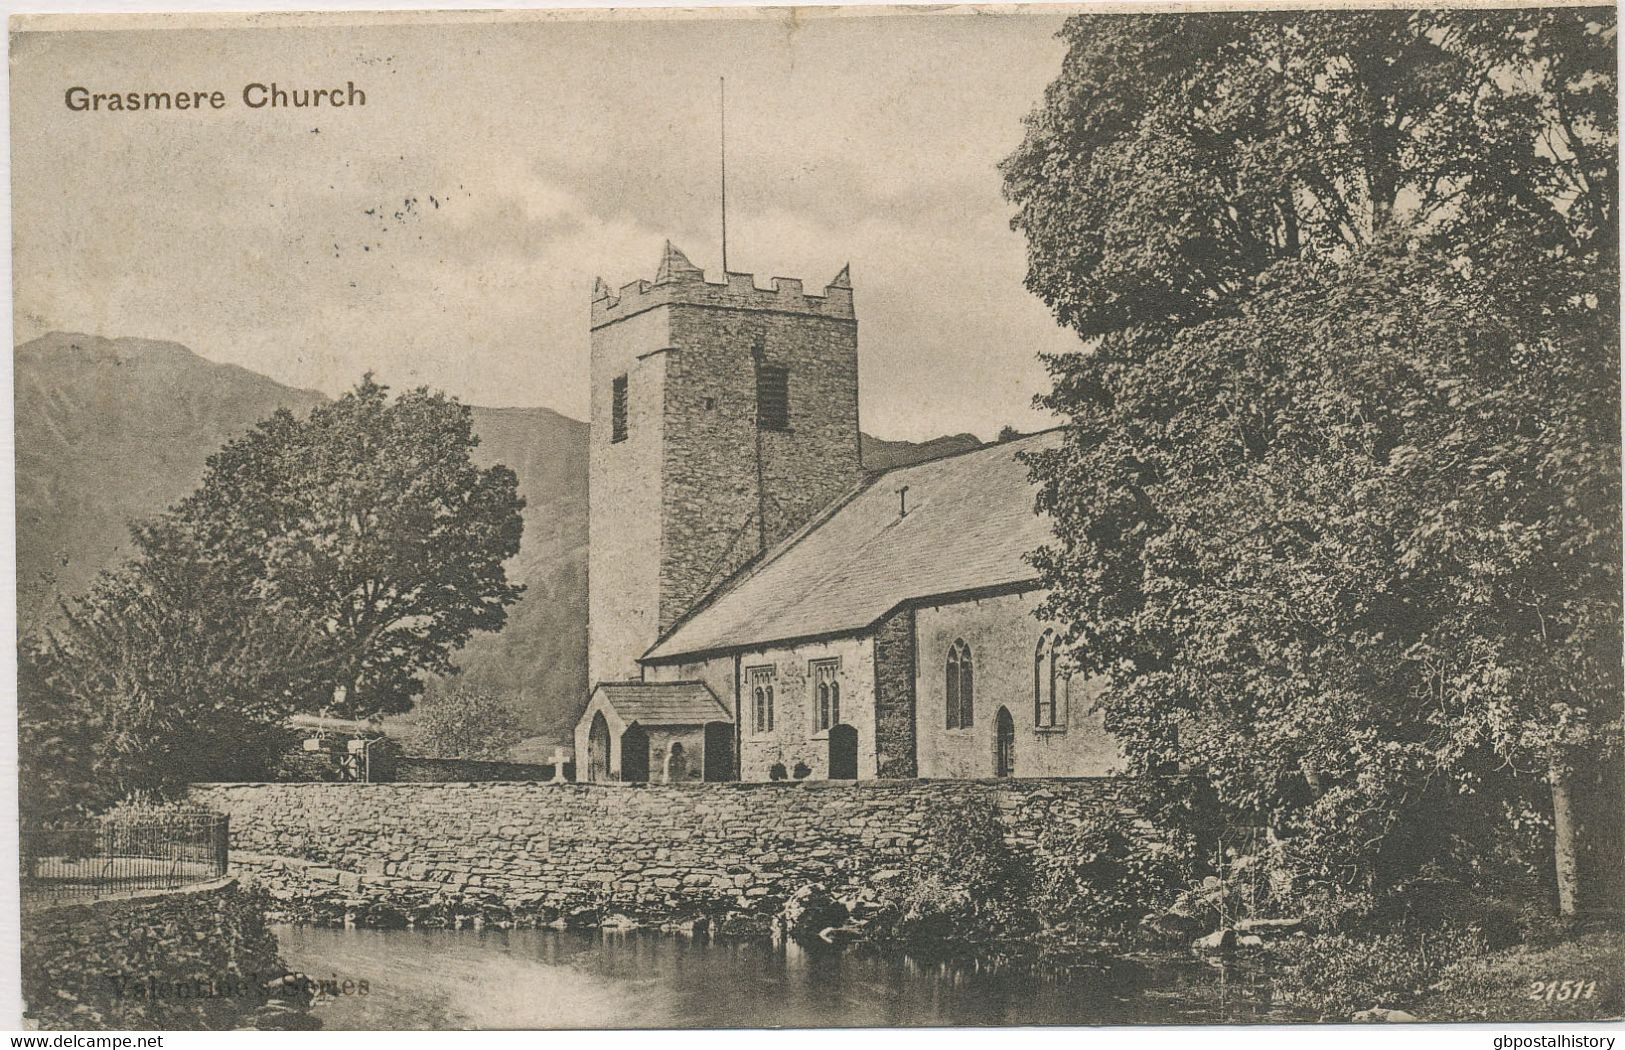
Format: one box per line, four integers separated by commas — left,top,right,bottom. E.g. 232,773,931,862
756,364,789,431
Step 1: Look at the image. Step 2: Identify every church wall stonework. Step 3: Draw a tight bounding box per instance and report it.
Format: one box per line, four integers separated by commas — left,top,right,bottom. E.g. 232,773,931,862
657,299,861,634
644,657,736,714
643,656,739,775
872,607,918,778
587,259,861,690
648,725,707,784
730,635,877,780
915,590,1122,778
585,254,1125,785
645,637,880,781
187,778,1154,926
587,309,670,685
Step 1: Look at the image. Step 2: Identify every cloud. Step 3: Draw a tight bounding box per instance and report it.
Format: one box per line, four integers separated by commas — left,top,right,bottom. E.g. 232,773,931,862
12,11,1076,441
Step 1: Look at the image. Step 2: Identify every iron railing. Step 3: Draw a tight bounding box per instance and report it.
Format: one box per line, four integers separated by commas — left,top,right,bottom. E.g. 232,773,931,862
20,810,229,902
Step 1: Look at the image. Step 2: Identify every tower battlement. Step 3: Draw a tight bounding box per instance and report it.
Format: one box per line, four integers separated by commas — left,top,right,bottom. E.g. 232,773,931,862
587,237,861,687
592,242,853,329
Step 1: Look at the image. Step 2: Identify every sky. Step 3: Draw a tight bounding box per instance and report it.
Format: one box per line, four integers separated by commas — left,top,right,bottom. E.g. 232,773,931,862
11,8,1081,441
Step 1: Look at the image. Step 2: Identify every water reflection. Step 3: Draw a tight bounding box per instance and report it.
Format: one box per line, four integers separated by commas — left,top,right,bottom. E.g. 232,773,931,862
273,924,1281,1030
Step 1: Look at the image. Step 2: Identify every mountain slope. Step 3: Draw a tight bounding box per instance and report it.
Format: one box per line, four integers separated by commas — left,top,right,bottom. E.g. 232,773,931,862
860,431,984,471
15,332,983,738
443,405,589,737
14,333,328,622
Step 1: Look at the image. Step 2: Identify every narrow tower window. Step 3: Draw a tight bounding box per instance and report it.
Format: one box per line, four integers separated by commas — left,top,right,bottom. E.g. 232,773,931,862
611,374,629,443
756,364,789,431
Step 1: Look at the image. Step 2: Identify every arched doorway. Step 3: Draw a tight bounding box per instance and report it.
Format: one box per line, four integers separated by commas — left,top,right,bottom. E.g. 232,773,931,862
665,741,688,783
587,712,611,782
828,724,858,780
994,706,1015,778
703,722,734,781
621,722,650,782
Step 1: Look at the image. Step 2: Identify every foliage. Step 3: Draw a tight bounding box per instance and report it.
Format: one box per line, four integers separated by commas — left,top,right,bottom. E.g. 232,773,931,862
18,375,525,815
137,375,525,717
1416,926,1623,1021
102,794,227,822
408,685,526,760
875,800,1036,948
19,546,314,819
18,643,93,822
1169,838,1288,931
1271,925,1489,1018
1034,810,1193,936
1003,8,1620,908
1004,9,1616,340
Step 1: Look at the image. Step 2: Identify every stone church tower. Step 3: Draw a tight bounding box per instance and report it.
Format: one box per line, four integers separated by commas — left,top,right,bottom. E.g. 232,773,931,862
588,243,861,684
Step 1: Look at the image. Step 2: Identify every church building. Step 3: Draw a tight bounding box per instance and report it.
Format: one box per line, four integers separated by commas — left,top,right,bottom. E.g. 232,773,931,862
574,243,1120,782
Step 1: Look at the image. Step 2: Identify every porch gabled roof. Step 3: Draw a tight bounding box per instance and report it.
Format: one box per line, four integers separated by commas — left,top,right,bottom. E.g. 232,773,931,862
589,680,731,726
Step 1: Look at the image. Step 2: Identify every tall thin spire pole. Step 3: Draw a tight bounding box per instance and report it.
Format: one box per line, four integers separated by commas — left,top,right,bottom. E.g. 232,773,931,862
720,76,729,274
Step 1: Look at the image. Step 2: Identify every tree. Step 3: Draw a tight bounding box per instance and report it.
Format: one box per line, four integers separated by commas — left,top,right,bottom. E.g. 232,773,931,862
21,535,323,817
408,685,527,760
1003,10,1616,340
140,376,526,718
1003,10,1619,914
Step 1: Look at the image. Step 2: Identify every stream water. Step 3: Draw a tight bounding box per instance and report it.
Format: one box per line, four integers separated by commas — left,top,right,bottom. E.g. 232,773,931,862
274,923,1290,1029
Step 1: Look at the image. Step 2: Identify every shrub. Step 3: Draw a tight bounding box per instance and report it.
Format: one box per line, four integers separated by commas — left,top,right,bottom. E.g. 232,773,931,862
408,685,525,760
1419,928,1623,1022
874,798,1035,949
1034,810,1193,936
1271,925,1489,1018
20,582,305,820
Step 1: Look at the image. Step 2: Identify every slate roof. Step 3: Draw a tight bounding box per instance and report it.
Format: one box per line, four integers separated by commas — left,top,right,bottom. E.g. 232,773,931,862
644,429,1063,662
590,681,731,725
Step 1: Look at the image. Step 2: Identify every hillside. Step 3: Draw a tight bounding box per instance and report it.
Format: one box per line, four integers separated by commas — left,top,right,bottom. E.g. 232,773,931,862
14,334,329,623
440,405,589,738
860,431,983,471
14,332,981,739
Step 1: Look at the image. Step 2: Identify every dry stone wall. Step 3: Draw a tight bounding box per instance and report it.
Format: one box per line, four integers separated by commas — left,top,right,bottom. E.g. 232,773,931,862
187,779,1149,928
21,878,312,1030
389,756,562,783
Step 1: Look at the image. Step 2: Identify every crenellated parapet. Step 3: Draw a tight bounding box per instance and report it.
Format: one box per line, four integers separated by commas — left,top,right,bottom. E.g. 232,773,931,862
592,242,854,329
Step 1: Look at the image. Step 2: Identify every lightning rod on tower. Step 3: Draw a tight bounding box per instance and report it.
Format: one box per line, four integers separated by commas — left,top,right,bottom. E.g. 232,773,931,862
720,76,729,274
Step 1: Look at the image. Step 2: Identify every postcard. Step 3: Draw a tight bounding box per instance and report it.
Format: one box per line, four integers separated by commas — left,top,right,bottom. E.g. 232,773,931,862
11,2,1621,1032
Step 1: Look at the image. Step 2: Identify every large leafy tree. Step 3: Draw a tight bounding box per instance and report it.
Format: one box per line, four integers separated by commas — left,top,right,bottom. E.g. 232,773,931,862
19,377,524,815
1005,10,1615,336
1003,10,1618,913
21,532,324,818
140,376,526,718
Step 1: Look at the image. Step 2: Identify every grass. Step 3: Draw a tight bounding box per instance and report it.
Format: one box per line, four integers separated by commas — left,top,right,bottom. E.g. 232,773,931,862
1411,924,1623,1023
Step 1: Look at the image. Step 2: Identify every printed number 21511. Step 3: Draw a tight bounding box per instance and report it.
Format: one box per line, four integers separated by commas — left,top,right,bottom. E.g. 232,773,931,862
1528,980,1597,1002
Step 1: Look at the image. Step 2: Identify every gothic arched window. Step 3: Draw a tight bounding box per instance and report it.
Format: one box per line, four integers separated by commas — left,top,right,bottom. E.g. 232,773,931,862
811,659,841,731
946,640,974,729
1034,630,1067,729
748,666,776,734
